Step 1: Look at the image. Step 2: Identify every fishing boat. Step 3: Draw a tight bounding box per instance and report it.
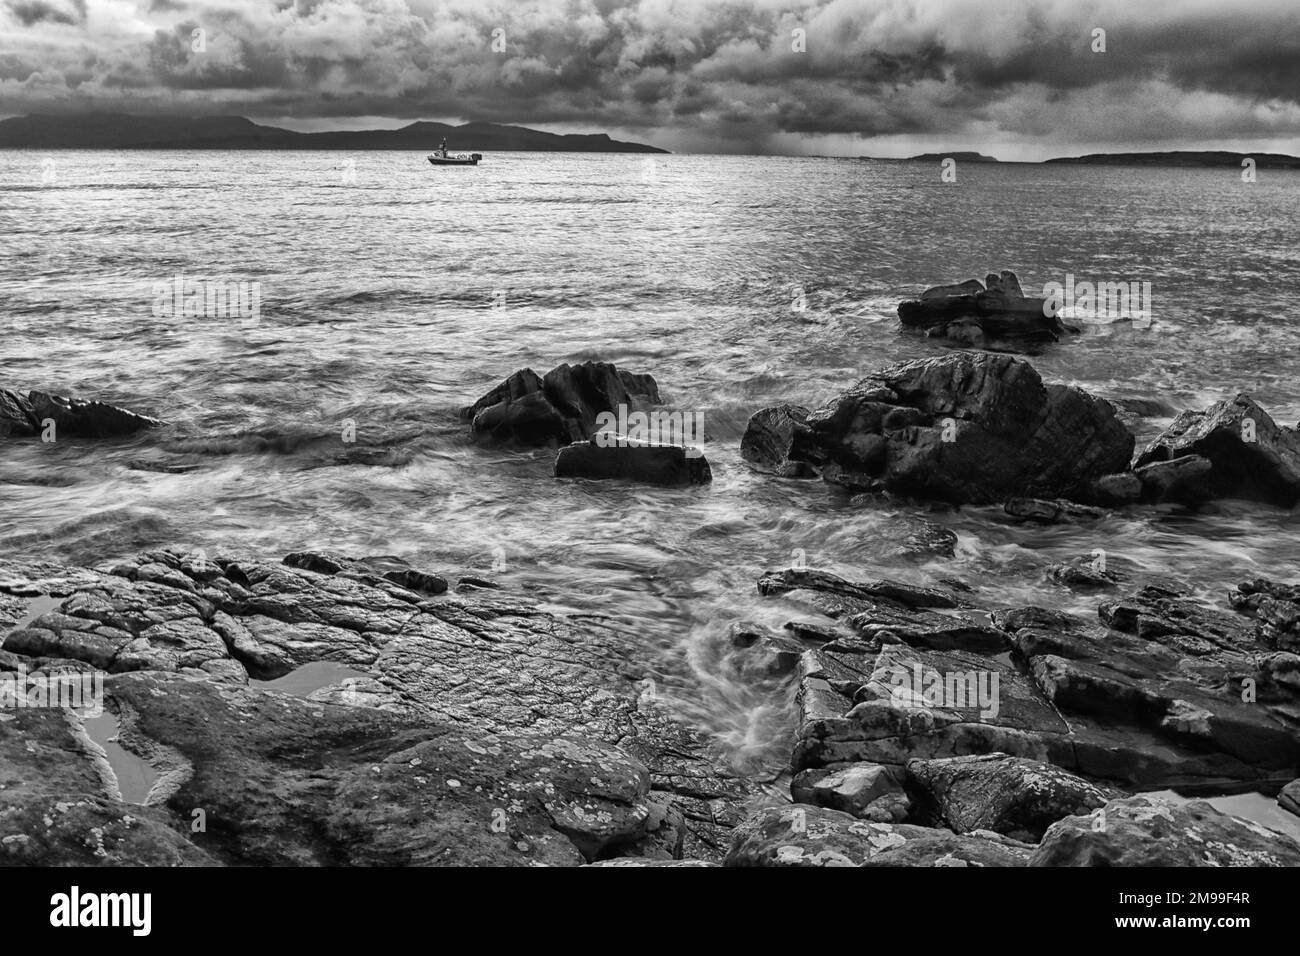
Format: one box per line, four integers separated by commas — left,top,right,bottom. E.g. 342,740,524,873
427,139,483,166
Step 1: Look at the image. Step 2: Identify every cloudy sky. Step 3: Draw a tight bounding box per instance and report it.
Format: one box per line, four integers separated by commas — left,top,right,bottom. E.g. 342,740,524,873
2,0,1298,158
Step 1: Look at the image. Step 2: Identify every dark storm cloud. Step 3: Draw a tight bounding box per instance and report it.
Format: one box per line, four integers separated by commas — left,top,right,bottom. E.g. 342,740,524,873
1,0,1298,154
5,0,83,25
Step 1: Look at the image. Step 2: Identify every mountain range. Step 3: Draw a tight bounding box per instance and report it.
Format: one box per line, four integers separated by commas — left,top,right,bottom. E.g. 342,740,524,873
0,114,668,152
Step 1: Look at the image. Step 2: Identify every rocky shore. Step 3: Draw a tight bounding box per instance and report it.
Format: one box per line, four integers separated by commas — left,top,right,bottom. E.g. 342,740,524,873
0,548,748,864
4,346,1300,866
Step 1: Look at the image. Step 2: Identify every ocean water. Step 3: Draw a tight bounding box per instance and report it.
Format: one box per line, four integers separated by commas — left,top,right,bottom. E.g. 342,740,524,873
2,150,1300,774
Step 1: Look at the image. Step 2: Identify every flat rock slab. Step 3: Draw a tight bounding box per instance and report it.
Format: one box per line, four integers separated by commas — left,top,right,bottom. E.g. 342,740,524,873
907,753,1114,841
726,804,1031,867
777,567,1300,790
555,439,711,486
1031,795,1300,866
0,548,750,863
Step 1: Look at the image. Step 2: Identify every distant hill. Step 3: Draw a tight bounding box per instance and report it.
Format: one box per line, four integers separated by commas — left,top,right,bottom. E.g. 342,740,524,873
0,113,668,153
1045,150,1300,169
860,151,1000,162
906,151,999,163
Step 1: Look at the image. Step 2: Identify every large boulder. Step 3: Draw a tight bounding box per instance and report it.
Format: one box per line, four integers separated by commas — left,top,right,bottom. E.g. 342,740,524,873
1031,795,1300,866
745,352,1133,505
906,753,1113,840
461,361,662,448
26,390,166,439
739,404,815,477
1134,394,1300,506
554,438,711,486
897,271,1077,352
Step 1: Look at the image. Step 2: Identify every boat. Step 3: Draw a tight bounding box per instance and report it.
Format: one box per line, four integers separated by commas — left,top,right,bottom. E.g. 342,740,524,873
427,139,482,166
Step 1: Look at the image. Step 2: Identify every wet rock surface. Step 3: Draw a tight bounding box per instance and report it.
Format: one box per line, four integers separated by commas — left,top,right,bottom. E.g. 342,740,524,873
725,562,1300,866
906,753,1114,841
743,352,1133,505
739,403,815,477
1031,795,1300,866
1280,779,1300,818
6,543,1300,866
0,388,38,438
554,438,712,486
461,361,662,448
1135,394,1300,506
0,548,750,865
1,389,165,440
726,804,1031,867
897,271,1078,353
27,391,167,439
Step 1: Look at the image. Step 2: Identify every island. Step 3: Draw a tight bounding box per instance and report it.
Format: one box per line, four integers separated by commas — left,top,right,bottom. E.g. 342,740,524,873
0,113,669,153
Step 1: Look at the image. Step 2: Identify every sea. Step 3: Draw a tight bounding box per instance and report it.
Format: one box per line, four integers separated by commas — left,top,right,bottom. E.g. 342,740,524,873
2,151,1300,810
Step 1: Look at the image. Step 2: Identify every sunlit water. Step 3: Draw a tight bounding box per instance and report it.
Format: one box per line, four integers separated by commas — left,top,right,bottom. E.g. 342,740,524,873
3,151,1300,783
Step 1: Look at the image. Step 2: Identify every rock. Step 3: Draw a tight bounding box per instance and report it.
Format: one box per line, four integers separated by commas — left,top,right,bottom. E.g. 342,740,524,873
1087,472,1143,506
288,552,451,596
1020,586,1300,779
985,270,1025,298
1004,497,1108,523
727,624,802,679
1031,795,1300,866
1047,555,1123,590
0,388,38,437
906,753,1112,841
1280,779,1300,818
1229,579,1300,652
1134,394,1300,506
1134,455,1214,504
585,858,717,867
1109,396,1179,420
758,568,960,609
0,548,752,862
922,278,986,300
455,575,500,592
778,567,1300,792
740,403,816,477
107,671,656,865
759,567,1006,655
380,568,449,596
26,391,166,439
462,361,662,448
763,353,1133,505
898,271,1076,352
896,521,959,560
858,828,1033,867
726,805,1029,867
554,438,711,486
793,763,912,822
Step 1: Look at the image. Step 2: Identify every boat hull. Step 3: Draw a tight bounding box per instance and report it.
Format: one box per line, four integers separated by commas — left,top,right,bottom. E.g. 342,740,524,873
427,155,481,166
